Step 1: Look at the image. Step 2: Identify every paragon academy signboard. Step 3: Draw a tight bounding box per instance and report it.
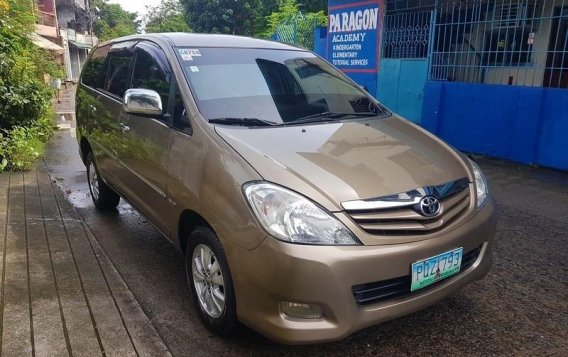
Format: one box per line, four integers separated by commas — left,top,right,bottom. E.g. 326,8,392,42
327,0,384,94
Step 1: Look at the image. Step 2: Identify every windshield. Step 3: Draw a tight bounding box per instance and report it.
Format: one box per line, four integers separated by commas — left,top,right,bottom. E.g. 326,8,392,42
175,47,389,125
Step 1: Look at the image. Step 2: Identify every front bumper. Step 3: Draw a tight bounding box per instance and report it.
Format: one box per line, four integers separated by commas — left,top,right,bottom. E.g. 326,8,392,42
226,200,496,344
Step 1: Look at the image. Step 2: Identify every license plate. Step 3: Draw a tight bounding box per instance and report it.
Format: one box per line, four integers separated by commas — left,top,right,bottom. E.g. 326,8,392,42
411,247,463,292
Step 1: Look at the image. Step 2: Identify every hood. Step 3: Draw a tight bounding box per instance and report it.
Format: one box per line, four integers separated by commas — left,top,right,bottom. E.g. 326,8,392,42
215,117,471,212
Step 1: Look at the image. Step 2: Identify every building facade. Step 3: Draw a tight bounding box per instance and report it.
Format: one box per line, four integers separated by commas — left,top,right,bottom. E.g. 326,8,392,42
34,0,98,82
34,0,64,57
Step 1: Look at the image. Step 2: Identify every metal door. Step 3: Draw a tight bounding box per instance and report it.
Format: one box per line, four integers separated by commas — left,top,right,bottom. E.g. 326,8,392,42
376,10,433,124
377,58,428,123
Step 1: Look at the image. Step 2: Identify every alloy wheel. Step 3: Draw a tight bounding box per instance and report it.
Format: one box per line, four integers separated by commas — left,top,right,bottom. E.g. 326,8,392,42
191,244,226,318
88,161,100,201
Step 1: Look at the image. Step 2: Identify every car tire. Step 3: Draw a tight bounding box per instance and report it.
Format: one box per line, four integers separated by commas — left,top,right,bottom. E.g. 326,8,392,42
86,152,120,210
186,226,237,336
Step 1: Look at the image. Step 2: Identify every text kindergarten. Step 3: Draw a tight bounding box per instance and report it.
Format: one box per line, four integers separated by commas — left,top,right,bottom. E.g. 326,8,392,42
327,3,380,71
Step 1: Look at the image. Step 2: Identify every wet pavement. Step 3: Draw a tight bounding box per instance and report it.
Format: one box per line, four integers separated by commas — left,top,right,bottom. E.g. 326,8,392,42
44,123,568,356
0,162,170,356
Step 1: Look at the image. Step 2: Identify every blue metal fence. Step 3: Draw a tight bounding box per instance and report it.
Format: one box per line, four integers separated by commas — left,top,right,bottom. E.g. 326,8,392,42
419,1,568,170
422,81,568,170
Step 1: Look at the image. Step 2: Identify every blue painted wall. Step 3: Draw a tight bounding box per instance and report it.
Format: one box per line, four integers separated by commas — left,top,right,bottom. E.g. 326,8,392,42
422,81,568,170
314,27,327,57
536,89,568,169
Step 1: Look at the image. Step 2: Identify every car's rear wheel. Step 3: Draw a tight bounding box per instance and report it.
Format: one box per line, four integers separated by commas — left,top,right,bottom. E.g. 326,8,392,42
186,226,237,336
86,152,120,210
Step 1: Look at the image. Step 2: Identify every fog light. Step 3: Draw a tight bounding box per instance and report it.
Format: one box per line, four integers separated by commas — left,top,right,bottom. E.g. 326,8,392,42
280,301,323,319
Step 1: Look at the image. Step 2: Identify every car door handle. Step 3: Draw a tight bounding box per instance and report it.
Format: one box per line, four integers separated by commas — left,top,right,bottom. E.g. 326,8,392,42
120,123,130,132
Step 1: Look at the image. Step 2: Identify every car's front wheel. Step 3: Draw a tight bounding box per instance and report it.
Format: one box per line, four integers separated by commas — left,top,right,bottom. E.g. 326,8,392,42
186,226,237,336
86,152,120,210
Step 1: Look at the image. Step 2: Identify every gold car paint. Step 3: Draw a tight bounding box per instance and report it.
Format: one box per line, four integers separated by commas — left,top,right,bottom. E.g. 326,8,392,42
225,202,495,344
214,117,468,211
165,113,268,251
76,34,497,345
118,111,173,235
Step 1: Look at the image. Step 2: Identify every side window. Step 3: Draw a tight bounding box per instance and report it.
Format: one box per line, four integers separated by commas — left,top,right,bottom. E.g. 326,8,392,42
131,42,172,115
82,45,110,89
105,50,133,98
172,85,192,134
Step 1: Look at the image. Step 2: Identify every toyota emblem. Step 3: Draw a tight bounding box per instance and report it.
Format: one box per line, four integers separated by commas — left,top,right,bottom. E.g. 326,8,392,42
419,196,441,217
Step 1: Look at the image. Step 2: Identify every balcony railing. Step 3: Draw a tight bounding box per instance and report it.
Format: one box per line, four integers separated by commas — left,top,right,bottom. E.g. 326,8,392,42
37,10,57,27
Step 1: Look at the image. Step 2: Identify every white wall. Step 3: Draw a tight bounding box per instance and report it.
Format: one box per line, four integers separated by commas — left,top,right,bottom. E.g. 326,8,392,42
56,5,75,28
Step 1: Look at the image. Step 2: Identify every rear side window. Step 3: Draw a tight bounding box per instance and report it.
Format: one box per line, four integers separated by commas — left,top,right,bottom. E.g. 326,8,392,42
82,45,110,89
131,42,172,114
105,51,133,98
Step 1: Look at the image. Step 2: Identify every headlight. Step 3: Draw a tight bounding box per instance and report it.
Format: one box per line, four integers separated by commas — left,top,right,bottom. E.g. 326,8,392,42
468,159,489,207
243,182,359,245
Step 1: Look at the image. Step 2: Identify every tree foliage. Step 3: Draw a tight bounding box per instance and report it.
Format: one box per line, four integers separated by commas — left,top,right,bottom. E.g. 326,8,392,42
0,0,58,129
144,0,191,33
0,0,58,170
262,0,326,37
298,0,327,14
92,0,140,41
179,1,327,39
180,0,261,35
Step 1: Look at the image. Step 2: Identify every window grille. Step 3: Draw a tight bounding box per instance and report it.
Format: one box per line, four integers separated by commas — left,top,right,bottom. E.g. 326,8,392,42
493,1,538,28
382,11,433,58
428,0,568,88
386,0,436,14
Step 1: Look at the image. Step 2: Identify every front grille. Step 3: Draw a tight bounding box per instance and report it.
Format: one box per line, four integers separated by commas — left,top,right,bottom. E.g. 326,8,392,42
344,179,471,236
352,246,482,306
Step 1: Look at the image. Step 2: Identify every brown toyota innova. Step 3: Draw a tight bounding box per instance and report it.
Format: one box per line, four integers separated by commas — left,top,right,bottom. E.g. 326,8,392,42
76,33,496,344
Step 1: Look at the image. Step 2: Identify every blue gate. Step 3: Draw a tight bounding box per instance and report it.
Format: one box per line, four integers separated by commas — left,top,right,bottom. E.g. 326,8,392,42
377,10,433,124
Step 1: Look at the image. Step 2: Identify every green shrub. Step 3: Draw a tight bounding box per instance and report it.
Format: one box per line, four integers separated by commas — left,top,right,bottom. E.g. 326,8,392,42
0,0,60,171
0,78,53,130
0,126,44,171
34,108,57,143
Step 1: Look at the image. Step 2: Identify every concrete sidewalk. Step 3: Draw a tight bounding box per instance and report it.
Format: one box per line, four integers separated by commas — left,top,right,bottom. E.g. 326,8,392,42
54,83,76,131
0,165,171,356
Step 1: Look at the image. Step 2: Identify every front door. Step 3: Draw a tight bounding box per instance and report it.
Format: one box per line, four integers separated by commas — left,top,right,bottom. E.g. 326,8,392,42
376,11,433,124
90,42,135,194
117,41,174,235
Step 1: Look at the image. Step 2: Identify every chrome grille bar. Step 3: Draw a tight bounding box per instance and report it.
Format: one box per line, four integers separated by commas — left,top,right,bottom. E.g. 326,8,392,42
343,178,471,236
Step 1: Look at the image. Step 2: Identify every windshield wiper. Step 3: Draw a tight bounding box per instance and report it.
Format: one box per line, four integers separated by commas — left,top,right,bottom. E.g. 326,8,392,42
282,111,379,126
208,117,278,127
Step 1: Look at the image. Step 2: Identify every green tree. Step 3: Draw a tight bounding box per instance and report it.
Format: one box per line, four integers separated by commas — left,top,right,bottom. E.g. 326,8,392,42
298,0,327,13
92,0,140,41
0,0,59,170
179,1,325,37
261,0,327,48
180,0,261,36
0,0,58,129
144,0,191,33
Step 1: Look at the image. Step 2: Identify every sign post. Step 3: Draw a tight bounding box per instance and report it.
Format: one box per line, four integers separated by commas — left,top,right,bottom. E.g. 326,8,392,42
327,0,384,95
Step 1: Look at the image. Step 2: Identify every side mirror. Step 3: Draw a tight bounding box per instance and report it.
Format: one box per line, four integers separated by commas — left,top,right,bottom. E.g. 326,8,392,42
123,88,163,117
